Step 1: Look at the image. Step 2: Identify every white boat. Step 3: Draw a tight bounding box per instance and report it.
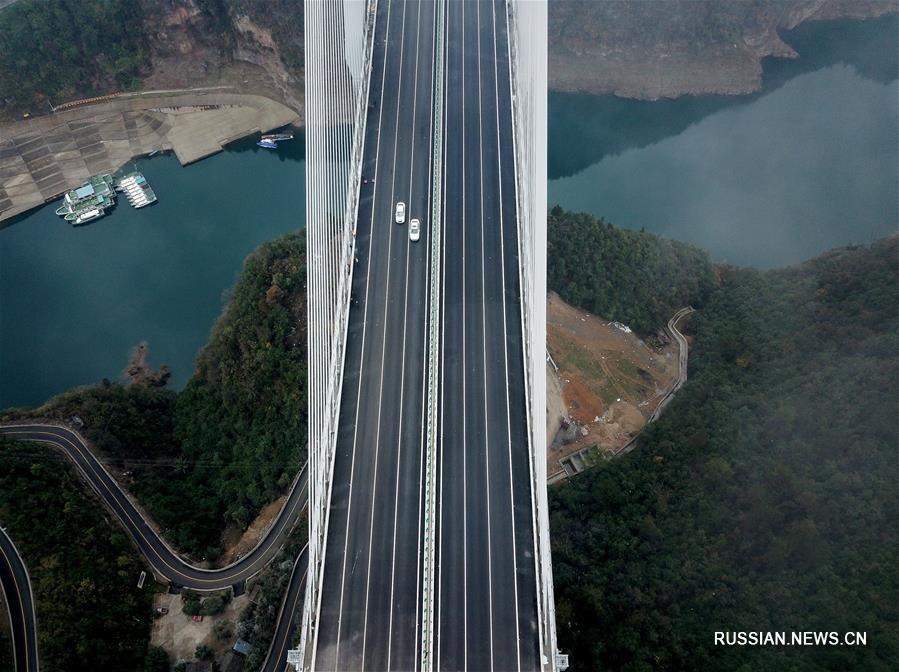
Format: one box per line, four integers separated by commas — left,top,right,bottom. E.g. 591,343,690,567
73,208,104,225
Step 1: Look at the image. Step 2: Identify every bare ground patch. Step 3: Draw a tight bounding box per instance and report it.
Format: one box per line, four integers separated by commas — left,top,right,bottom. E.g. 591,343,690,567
220,494,288,566
547,292,679,477
151,591,248,665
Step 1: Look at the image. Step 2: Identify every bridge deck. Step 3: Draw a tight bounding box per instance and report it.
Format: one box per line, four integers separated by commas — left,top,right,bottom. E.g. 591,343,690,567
437,0,539,670
314,1,540,669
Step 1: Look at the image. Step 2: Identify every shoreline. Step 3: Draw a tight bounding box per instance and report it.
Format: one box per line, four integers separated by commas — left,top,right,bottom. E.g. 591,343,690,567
548,6,898,100
0,88,301,225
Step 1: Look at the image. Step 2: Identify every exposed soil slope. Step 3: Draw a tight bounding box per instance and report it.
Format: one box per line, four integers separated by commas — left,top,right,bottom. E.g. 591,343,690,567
547,292,680,478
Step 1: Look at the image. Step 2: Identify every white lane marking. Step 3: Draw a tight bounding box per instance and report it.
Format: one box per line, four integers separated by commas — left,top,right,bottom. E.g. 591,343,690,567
333,0,397,665
385,0,426,665
474,1,496,670
490,1,522,667
435,4,451,669
0,529,30,672
461,2,469,669
500,0,545,660
359,0,409,666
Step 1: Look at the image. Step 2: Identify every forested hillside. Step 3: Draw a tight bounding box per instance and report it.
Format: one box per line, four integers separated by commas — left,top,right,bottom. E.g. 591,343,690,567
0,0,150,115
548,206,715,333
0,0,305,120
176,231,307,537
0,437,154,671
2,232,307,560
550,235,899,671
0,619,11,670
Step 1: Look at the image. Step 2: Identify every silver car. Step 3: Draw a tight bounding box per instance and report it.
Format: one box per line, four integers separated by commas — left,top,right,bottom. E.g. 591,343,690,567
395,201,406,224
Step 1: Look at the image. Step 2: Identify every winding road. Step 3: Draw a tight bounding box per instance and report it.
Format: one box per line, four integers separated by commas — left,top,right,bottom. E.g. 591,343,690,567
648,306,695,423
0,423,309,671
0,526,38,672
614,306,694,457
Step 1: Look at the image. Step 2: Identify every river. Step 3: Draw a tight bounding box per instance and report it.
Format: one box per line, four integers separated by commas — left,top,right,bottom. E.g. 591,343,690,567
2,16,896,409
0,135,305,408
548,14,898,268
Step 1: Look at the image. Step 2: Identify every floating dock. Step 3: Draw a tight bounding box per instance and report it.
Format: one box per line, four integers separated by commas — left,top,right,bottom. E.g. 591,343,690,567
53,171,158,225
55,174,116,223
115,172,157,209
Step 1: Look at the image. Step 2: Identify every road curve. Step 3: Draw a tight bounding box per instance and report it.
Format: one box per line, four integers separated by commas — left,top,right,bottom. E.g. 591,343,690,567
614,306,695,458
0,424,307,591
648,306,695,423
0,527,38,672
0,423,311,671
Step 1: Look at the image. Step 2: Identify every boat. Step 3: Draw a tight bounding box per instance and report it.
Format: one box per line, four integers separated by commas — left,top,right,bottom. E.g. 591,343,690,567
115,172,157,208
57,174,115,212
257,138,279,149
261,132,294,142
73,208,104,225
55,174,117,224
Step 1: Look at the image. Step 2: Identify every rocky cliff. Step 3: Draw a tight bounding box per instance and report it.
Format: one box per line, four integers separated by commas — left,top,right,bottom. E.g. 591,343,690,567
140,0,304,119
548,0,898,99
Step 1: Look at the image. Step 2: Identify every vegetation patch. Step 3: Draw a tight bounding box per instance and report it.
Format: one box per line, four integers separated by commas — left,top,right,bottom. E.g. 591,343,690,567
0,0,151,118
548,206,715,334
0,438,154,671
0,611,11,670
550,235,899,671
2,232,307,560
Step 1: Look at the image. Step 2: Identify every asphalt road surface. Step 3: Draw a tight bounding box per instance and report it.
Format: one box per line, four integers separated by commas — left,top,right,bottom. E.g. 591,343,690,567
315,0,541,669
260,544,309,672
0,424,307,591
436,1,540,670
0,526,38,672
313,0,436,669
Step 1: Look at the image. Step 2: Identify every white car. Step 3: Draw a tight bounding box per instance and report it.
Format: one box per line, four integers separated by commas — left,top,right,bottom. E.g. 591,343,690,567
409,218,420,242
395,201,406,224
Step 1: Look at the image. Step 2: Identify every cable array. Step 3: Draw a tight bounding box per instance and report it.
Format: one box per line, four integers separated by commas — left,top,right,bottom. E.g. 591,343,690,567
301,0,377,667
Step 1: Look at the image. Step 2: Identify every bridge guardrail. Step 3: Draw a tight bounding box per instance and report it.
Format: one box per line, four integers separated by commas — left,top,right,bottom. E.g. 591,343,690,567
420,0,446,669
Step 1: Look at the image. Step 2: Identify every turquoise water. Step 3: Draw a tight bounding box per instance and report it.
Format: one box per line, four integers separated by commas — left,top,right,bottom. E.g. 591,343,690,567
3,16,897,408
0,136,305,408
548,14,898,268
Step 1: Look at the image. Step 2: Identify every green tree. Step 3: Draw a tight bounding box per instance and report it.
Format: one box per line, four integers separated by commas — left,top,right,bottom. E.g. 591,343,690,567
550,234,899,671
143,646,170,672
548,206,715,333
195,644,214,661
214,620,235,641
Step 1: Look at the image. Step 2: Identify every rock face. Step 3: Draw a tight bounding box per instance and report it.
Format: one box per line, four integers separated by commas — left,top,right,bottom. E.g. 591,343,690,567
140,0,305,119
547,0,898,99
125,342,171,388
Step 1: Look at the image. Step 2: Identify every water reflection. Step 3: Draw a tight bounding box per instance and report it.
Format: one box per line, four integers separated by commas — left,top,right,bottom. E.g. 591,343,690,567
549,59,898,268
548,13,899,180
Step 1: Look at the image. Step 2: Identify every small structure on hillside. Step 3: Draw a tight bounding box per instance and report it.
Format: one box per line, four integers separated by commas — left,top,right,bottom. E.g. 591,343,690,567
233,639,252,656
